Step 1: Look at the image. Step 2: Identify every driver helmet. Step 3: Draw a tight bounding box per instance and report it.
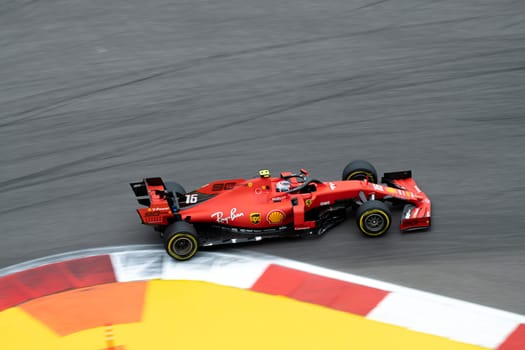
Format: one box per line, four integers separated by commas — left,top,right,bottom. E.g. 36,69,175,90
276,180,291,192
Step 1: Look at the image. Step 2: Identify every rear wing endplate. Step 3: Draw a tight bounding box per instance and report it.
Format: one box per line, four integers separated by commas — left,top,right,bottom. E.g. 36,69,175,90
130,177,167,207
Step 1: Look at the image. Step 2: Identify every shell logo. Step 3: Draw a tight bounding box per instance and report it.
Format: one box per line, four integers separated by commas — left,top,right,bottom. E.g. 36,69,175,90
386,187,397,194
267,210,286,224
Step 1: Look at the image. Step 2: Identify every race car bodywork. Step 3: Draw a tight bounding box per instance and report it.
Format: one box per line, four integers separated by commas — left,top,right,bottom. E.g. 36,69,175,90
130,160,431,261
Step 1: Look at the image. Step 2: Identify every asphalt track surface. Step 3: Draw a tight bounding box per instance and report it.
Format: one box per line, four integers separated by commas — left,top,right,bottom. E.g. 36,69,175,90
1,0,524,315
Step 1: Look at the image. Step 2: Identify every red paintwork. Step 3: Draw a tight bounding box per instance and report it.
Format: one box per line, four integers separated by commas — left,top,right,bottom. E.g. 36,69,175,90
135,169,431,232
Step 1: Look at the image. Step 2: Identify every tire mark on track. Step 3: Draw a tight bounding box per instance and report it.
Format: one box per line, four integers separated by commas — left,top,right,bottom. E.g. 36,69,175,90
355,0,391,11
0,0,38,16
1,12,488,128
0,184,109,216
0,69,190,128
0,95,391,197
159,63,525,144
0,150,120,190
4,55,522,194
7,58,520,192
4,36,522,194
1,27,392,127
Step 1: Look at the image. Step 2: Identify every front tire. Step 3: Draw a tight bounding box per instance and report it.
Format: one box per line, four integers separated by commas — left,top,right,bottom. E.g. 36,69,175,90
356,200,391,237
342,160,378,183
164,221,199,261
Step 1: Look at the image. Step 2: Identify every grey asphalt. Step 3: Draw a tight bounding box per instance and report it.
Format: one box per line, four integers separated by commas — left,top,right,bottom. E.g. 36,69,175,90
1,0,524,313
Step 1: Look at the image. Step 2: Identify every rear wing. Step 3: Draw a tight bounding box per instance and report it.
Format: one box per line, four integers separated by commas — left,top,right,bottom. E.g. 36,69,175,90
130,178,175,226
382,171,431,232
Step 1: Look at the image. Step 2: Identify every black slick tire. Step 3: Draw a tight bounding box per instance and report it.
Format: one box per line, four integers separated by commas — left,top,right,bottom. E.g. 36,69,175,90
356,200,391,237
342,160,378,183
164,221,199,261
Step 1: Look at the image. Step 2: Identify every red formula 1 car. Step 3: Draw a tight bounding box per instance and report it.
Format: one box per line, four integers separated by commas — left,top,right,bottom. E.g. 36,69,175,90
130,160,431,261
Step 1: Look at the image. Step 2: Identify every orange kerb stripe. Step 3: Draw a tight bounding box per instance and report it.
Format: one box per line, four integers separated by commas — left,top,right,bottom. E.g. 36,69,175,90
20,281,146,336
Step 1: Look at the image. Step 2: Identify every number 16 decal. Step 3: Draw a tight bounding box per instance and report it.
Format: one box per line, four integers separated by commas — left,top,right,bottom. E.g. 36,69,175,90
185,193,198,204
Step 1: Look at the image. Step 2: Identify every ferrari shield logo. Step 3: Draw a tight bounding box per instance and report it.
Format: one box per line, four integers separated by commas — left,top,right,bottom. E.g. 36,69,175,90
305,199,312,207
250,213,261,225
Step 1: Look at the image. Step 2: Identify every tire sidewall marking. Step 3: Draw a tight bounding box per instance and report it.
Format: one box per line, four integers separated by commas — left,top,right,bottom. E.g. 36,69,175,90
347,170,375,183
167,233,198,260
359,209,390,236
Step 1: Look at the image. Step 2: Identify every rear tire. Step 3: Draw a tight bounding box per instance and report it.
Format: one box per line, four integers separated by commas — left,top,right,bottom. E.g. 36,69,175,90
356,200,391,237
164,221,199,261
342,160,378,183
